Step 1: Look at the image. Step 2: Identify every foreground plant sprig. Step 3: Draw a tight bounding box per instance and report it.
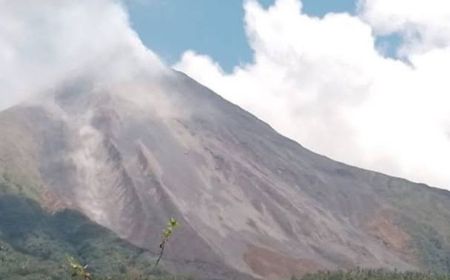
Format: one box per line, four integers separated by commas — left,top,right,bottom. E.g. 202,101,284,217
155,217,179,267
67,256,92,280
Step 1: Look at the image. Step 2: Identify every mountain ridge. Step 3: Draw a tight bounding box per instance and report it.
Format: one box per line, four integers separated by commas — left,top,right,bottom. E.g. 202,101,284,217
0,68,450,279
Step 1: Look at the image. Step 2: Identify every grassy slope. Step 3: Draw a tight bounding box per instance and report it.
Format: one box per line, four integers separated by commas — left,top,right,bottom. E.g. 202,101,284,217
376,176,450,272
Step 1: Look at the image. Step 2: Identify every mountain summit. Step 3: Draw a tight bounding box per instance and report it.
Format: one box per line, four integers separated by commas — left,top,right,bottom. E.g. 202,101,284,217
1,65,450,279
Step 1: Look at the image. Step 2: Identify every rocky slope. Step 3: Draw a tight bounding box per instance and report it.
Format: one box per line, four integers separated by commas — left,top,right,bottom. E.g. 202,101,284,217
0,67,449,280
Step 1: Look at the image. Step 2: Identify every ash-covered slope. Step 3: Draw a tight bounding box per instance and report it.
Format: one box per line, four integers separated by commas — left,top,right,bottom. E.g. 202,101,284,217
1,67,450,279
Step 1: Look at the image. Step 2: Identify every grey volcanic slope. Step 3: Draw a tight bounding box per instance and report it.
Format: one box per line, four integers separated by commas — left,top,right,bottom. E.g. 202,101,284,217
0,68,450,279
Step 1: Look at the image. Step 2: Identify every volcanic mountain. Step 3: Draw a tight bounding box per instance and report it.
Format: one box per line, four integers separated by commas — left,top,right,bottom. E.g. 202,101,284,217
1,62,450,279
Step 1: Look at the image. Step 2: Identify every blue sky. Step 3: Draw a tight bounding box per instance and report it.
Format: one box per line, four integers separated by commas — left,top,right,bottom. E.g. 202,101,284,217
126,0,357,72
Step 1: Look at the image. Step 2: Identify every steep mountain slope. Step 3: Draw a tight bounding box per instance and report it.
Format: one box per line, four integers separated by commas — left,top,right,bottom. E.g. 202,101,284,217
0,68,449,280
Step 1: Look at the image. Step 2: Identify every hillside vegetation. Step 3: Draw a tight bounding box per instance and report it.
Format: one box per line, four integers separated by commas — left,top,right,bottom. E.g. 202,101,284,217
0,177,186,280
298,269,450,280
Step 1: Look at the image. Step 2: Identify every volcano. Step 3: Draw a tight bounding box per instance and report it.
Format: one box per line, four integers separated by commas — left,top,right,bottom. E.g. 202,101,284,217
1,63,450,279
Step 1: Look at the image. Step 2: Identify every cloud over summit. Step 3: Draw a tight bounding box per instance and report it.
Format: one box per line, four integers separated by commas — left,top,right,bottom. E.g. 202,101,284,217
0,0,164,110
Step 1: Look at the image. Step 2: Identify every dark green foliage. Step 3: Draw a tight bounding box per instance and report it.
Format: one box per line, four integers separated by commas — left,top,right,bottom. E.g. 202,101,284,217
296,269,450,280
0,194,187,280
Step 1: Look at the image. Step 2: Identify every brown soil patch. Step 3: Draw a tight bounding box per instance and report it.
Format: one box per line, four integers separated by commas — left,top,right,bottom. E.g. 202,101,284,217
41,189,68,213
367,209,418,264
244,245,322,280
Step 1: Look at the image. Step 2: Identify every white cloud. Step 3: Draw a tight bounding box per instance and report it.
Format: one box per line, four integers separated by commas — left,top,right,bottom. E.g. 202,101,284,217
359,0,450,55
175,0,450,189
0,0,165,110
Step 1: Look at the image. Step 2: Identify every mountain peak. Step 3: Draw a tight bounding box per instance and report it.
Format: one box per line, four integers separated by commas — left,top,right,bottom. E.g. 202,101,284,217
1,69,450,279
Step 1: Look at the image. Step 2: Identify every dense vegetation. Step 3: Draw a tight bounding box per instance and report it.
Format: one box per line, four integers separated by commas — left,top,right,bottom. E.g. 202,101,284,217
297,269,450,280
67,269,450,280
0,196,180,279
0,177,191,280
